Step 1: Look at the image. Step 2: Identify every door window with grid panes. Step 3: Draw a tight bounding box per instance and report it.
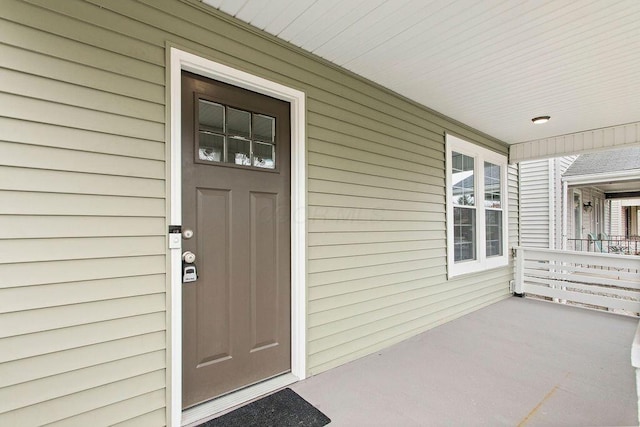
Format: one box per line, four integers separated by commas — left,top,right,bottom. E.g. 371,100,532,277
197,99,276,170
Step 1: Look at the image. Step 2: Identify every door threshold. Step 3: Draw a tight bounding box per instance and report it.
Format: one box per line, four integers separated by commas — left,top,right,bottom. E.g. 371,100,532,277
181,373,299,426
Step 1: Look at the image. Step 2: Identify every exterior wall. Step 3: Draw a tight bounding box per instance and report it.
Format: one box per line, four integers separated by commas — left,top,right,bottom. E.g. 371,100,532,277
555,156,577,246
0,0,514,424
611,200,623,236
566,186,606,242
1,1,167,425
519,159,550,248
518,156,575,249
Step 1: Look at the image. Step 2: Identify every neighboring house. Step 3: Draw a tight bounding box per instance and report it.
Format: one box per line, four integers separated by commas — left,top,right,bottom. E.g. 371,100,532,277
0,2,518,425
519,147,640,252
563,147,640,253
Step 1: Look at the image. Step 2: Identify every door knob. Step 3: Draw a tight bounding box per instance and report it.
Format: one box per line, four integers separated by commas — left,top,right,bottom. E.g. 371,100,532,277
182,251,196,264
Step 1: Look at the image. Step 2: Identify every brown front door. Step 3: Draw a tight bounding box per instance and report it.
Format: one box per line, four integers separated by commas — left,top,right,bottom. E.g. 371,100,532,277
181,71,291,409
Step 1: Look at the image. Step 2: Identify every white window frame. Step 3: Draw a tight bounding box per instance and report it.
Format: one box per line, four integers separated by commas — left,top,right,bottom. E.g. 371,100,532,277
446,133,509,277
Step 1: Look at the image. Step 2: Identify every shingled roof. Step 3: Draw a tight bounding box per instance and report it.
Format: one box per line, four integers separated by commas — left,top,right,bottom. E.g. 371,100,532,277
564,146,640,177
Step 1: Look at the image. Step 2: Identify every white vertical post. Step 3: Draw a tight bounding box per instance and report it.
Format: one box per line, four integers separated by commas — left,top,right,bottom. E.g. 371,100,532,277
636,369,640,426
549,258,559,303
548,159,555,250
514,247,525,295
562,180,568,250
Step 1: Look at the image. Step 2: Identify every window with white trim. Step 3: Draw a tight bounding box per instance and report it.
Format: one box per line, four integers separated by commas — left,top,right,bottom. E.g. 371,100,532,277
446,134,508,277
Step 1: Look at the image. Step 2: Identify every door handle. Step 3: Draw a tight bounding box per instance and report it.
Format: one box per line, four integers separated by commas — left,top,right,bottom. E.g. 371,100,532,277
182,251,196,264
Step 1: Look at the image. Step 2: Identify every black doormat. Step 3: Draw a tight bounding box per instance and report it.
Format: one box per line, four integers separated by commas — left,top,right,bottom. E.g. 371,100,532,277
199,388,331,427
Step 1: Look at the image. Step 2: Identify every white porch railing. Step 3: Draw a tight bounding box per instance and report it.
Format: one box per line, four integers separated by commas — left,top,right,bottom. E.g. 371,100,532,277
513,247,640,425
513,246,640,314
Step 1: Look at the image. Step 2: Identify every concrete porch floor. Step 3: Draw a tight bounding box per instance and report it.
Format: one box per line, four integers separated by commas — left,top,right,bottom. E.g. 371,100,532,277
291,297,638,426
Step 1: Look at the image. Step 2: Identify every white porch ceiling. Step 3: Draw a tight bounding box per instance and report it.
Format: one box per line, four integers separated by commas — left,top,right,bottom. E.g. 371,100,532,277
593,180,640,193
202,0,640,145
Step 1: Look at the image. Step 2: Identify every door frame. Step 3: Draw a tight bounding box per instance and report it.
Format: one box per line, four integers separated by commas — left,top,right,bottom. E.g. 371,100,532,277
167,46,307,426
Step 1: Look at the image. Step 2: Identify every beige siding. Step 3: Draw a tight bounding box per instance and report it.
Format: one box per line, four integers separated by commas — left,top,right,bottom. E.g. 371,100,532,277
48,391,166,427
1,372,166,426
0,0,167,424
0,0,514,424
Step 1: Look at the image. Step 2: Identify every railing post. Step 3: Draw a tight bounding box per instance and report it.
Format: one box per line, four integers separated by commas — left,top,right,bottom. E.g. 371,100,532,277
549,258,560,303
514,247,524,297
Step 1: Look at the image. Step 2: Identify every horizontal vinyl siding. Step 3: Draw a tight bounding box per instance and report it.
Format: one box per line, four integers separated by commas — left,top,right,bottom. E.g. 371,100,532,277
305,107,509,371
559,156,577,173
302,66,510,374
1,0,512,423
555,156,576,246
307,269,511,372
519,160,550,248
0,0,166,424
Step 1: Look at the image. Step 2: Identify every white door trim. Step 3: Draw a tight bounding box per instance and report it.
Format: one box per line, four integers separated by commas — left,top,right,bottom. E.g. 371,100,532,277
167,46,307,427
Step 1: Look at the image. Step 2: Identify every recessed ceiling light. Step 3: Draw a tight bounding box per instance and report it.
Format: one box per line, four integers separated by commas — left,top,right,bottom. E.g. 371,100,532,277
532,116,550,124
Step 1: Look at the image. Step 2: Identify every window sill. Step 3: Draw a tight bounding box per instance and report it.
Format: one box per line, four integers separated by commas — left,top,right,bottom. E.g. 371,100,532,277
447,257,509,279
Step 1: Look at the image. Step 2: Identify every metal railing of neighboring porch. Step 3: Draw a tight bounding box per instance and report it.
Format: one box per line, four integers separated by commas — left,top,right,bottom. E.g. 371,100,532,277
567,236,640,255
513,246,640,315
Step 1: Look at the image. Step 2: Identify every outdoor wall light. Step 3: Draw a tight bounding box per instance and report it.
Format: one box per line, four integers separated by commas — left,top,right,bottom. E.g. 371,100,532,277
583,201,593,211
531,115,551,124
